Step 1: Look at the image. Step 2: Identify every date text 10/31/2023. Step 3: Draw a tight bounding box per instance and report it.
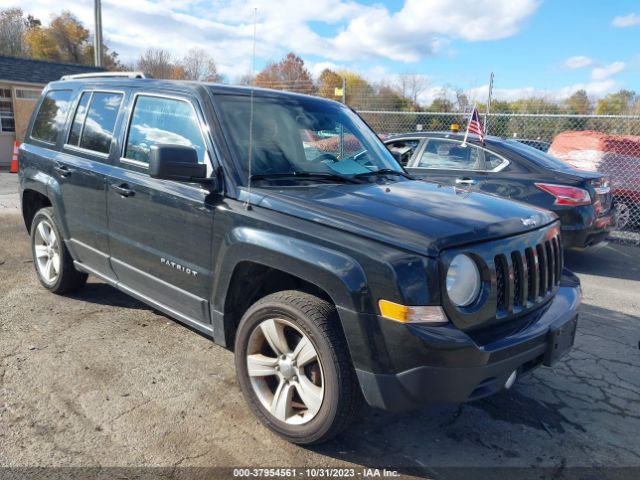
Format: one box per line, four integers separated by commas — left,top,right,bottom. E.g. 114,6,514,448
232,468,401,478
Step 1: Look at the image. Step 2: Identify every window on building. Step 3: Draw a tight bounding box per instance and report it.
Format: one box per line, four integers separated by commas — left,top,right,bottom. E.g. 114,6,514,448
31,90,73,143
15,88,42,100
0,88,15,133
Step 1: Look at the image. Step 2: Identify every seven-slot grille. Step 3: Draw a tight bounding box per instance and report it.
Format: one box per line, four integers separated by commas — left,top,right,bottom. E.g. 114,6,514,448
494,232,562,315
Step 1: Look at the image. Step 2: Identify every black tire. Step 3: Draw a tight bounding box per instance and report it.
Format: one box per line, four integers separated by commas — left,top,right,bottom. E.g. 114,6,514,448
234,290,360,444
31,207,88,294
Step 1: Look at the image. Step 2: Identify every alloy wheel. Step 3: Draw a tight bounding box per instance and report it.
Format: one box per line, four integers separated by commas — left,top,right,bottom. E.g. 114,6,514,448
246,318,324,425
34,219,60,284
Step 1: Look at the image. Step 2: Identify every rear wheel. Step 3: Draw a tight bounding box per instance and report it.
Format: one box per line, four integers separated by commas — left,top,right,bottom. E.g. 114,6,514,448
234,291,360,444
31,207,87,294
615,201,631,229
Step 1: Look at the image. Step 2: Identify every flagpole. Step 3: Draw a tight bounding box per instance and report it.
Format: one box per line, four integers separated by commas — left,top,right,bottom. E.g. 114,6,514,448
460,103,475,148
484,72,494,136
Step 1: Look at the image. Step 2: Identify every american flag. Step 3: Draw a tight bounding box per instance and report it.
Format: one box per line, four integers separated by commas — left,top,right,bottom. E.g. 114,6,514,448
466,107,485,141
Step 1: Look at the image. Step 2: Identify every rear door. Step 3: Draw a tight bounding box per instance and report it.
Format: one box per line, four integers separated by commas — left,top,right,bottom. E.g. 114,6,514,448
473,148,534,201
406,138,485,190
105,91,219,329
46,88,125,278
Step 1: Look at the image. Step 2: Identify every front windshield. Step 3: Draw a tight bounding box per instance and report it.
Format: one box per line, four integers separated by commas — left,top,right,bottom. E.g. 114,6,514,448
505,139,574,171
214,92,403,184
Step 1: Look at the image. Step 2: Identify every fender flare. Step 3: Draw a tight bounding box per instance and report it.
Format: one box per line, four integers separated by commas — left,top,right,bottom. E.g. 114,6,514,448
211,226,372,344
20,169,66,233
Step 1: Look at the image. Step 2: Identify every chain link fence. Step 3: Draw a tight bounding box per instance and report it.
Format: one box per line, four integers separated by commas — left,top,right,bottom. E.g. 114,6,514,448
358,110,640,244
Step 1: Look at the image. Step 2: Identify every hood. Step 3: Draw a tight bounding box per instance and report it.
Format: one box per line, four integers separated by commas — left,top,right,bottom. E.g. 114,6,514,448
250,180,557,257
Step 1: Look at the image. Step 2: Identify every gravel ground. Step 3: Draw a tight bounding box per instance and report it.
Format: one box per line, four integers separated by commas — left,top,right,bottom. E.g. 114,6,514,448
0,172,639,479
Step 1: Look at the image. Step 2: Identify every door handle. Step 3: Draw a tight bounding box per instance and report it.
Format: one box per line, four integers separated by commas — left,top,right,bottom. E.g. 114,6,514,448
53,165,71,178
455,177,476,186
111,183,135,197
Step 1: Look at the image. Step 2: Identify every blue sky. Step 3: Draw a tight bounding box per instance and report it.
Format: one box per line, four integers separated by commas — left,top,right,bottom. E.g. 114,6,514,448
14,0,640,102
300,0,639,101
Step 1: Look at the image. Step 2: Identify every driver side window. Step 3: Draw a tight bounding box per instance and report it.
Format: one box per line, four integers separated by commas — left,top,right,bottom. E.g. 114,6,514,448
418,140,481,170
124,95,206,164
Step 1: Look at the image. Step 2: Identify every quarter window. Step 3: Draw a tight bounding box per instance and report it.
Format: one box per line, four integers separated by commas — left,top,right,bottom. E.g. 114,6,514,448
31,90,73,143
124,95,206,164
417,139,481,170
484,151,507,170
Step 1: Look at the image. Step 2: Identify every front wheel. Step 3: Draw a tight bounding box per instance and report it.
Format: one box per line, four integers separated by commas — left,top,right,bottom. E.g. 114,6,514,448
234,291,360,444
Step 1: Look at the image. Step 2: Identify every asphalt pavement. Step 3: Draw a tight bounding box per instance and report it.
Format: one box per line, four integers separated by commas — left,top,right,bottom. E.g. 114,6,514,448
0,172,638,479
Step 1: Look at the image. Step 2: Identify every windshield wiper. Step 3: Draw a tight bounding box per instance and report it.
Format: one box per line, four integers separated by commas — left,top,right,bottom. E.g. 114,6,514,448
250,172,360,184
353,168,413,180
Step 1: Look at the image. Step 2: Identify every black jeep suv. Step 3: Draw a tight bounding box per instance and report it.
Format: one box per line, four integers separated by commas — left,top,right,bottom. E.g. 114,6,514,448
19,74,581,445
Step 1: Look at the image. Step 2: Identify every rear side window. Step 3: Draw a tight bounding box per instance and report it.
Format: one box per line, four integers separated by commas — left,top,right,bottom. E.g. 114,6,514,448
31,90,73,143
124,95,205,164
418,139,481,170
67,91,123,154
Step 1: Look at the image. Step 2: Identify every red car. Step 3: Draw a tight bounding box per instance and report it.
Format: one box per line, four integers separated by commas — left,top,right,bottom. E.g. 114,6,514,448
549,131,640,229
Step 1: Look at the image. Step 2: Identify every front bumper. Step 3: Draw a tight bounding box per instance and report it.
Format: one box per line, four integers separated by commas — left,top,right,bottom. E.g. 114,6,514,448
339,271,581,412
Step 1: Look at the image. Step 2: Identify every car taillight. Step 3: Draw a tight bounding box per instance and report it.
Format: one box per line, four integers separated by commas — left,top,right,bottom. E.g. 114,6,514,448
535,183,592,206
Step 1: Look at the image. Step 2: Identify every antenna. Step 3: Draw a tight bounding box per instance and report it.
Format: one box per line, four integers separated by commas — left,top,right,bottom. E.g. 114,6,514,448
244,7,257,211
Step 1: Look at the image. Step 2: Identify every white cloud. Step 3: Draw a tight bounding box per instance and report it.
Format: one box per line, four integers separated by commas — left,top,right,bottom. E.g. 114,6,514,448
306,61,342,79
591,61,626,81
331,0,540,62
564,55,593,69
11,0,626,104
612,13,640,28
10,0,540,77
464,79,620,103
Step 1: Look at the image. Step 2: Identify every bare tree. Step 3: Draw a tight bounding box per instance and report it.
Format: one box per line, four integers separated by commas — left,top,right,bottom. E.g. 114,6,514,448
254,52,314,94
237,72,254,85
180,48,223,82
136,48,175,79
396,72,429,108
455,88,470,111
0,8,32,57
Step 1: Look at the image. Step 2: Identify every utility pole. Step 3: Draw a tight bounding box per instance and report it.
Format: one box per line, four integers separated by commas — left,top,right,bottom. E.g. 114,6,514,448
94,0,103,67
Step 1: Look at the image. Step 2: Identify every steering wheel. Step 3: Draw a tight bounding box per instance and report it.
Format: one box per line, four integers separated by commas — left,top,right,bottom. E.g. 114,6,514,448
309,152,339,163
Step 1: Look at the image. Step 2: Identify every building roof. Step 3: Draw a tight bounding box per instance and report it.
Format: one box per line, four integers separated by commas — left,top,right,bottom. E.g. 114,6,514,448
0,55,106,86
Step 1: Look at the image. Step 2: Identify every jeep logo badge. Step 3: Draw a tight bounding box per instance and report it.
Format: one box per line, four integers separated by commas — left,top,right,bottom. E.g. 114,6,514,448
520,216,537,227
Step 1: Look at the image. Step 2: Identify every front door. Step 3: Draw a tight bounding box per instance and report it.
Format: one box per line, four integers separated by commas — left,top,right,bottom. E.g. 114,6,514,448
406,138,485,191
106,92,219,329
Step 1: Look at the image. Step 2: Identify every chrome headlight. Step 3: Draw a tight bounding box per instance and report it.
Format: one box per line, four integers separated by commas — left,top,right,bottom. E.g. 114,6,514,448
446,254,481,307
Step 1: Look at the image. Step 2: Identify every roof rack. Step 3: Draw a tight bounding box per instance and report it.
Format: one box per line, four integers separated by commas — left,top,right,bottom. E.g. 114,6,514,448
60,71,146,81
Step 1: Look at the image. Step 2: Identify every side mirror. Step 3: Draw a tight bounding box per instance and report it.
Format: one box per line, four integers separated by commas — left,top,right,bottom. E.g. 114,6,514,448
149,145,208,183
